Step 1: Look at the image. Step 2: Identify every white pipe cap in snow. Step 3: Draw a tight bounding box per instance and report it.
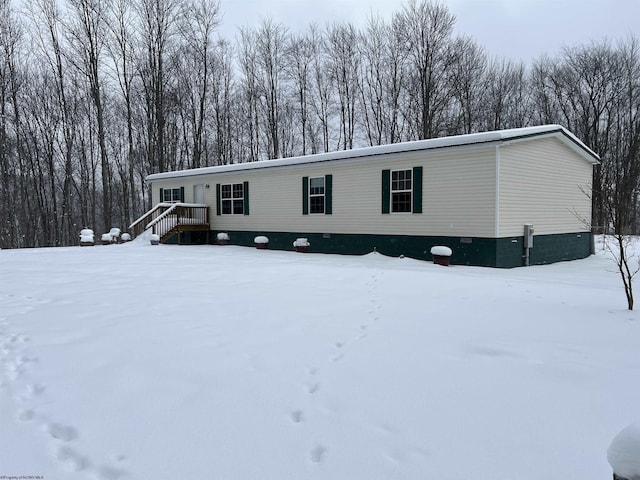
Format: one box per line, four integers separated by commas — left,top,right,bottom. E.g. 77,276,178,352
430,246,452,257
608,423,640,479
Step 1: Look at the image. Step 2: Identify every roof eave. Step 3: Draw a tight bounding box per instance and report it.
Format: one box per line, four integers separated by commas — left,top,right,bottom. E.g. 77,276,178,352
145,125,600,182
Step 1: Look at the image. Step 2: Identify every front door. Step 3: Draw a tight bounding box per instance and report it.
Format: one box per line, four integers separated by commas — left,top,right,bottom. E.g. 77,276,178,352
194,184,205,204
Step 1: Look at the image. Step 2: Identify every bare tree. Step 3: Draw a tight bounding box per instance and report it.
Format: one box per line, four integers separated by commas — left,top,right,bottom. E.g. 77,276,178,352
210,38,234,165
254,19,288,159
308,23,333,153
286,31,314,155
26,0,80,245
326,22,360,150
136,0,180,174
447,36,487,134
482,57,530,131
358,14,408,145
176,0,220,169
602,38,640,310
396,0,456,139
237,27,261,162
0,0,22,248
104,0,139,225
66,0,112,232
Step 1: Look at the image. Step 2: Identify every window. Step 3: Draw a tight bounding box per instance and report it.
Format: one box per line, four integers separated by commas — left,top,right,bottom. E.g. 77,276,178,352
382,167,422,214
302,175,332,215
309,177,325,214
221,183,244,215
216,182,249,216
391,169,412,213
161,187,183,203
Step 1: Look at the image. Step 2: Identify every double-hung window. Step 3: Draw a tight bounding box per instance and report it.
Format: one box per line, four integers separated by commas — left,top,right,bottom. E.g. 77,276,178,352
391,169,412,213
382,167,422,214
216,182,249,215
221,183,244,215
302,175,332,215
309,177,325,214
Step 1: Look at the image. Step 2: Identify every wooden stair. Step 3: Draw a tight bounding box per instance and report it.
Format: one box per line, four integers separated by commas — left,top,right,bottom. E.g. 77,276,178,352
129,203,210,243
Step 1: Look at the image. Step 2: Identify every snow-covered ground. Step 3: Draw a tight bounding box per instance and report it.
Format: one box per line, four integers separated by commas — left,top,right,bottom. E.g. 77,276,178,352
0,238,638,479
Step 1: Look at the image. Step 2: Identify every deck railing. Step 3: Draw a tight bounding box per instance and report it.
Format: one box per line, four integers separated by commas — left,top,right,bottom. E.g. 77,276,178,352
129,203,209,240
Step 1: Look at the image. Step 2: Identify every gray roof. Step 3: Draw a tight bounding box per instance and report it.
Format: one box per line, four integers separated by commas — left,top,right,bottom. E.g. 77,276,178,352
146,125,600,181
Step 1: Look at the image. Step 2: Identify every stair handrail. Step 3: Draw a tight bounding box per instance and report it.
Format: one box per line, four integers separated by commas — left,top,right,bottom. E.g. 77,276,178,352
129,203,208,238
145,203,179,232
129,203,172,231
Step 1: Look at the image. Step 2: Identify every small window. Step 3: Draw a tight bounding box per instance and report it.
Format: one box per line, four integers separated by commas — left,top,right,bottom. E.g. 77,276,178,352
391,169,412,213
221,183,244,215
309,177,325,214
162,188,182,203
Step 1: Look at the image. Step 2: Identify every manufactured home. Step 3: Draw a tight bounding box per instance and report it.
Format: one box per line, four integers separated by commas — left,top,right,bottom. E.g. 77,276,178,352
135,125,599,268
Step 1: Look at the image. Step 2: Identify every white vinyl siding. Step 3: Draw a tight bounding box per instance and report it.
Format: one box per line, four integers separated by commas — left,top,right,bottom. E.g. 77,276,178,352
151,145,497,237
498,137,593,237
420,148,496,236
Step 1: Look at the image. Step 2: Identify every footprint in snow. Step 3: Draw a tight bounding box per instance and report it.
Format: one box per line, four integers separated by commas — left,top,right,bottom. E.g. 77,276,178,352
308,383,320,394
310,445,327,463
57,446,90,472
290,410,304,424
96,465,127,480
8,333,28,344
5,362,22,381
467,345,520,359
22,383,46,399
18,355,37,366
17,409,35,422
48,423,78,442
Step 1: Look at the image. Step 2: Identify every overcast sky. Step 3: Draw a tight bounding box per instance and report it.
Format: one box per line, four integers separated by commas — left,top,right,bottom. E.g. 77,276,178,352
217,0,640,63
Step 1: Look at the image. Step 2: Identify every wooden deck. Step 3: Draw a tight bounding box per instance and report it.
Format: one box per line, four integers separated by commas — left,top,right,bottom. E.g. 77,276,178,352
129,203,210,243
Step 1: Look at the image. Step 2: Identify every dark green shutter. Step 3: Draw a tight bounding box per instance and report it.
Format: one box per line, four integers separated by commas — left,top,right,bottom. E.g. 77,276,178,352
180,186,185,203
325,174,332,215
216,184,221,216
159,188,164,205
412,166,422,213
382,170,390,214
302,176,309,215
243,181,249,215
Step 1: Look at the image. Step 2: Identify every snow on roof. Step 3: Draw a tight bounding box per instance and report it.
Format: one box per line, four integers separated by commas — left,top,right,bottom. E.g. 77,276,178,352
146,125,600,182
